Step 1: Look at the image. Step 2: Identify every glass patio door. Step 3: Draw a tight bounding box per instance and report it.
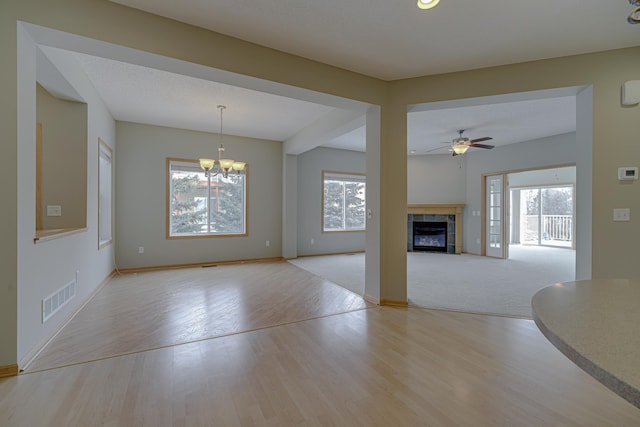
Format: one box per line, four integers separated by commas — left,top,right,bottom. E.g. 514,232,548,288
518,185,574,248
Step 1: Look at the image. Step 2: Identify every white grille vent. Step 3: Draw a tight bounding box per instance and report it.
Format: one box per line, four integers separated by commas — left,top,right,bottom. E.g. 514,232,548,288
42,279,76,323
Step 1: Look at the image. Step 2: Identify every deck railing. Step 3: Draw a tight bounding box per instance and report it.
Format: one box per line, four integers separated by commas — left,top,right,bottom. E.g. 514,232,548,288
522,214,573,243
542,214,572,241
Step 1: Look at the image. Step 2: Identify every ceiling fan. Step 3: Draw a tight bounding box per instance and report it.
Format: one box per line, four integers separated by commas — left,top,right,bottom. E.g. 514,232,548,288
448,129,494,156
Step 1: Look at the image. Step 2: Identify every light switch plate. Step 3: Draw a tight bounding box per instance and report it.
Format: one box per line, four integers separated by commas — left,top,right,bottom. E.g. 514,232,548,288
46,205,61,217
613,208,630,221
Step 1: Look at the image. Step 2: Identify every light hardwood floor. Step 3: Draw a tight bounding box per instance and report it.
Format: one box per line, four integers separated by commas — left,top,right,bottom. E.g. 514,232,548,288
2,262,639,425
25,261,371,372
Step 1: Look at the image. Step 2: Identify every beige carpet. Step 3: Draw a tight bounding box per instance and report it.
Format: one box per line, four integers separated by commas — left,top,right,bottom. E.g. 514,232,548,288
288,245,576,318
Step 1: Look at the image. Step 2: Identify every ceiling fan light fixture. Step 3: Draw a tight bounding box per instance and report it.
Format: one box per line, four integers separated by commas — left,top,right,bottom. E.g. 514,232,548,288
417,0,440,10
452,144,469,155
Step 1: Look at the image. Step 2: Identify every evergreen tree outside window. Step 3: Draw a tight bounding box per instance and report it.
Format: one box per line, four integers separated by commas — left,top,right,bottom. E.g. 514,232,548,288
168,158,247,237
322,171,366,232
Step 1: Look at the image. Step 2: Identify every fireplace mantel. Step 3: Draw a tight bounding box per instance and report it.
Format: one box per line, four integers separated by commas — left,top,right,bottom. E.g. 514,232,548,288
408,204,464,254
408,203,464,215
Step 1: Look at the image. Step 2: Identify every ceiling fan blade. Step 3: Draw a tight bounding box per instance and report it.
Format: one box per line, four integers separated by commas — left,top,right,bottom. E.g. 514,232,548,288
468,143,495,149
469,136,493,143
425,145,451,153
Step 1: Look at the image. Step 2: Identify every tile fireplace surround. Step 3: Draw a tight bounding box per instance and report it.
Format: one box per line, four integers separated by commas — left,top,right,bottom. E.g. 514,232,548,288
408,204,464,254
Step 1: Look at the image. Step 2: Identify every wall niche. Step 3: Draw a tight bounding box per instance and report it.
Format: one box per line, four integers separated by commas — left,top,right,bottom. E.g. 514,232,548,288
35,83,88,239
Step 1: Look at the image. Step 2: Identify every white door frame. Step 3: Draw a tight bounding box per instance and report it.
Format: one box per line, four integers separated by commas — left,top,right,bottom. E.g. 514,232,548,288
482,173,507,259
481,163,577,259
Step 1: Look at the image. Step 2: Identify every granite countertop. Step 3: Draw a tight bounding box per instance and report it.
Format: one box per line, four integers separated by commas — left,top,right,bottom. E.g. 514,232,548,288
532,279,640,409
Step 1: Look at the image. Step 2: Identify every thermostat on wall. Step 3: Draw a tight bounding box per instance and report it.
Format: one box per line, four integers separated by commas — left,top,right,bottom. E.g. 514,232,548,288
618,167,638,181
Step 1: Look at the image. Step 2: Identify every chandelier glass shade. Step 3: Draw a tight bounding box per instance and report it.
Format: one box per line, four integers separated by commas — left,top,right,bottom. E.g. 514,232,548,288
199,105,246,178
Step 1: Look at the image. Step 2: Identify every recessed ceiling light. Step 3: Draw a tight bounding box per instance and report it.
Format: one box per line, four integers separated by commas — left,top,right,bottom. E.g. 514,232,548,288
409,150,417,155
417,0,440,10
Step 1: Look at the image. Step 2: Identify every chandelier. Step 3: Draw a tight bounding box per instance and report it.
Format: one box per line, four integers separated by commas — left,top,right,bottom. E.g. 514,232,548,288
199,105,246,178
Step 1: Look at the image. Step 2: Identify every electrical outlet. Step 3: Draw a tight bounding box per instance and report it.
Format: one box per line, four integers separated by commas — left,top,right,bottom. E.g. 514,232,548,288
310,238,315,245
138,246,144,254
266,240,270,247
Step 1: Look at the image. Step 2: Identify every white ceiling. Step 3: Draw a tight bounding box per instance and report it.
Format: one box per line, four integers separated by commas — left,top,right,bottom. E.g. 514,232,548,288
407,96,577,155
39,1,638,155
69,51,334,141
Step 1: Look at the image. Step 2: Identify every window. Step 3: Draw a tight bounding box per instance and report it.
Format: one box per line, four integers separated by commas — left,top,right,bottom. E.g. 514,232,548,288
98,138,112,248
322,171,366,232
167,158,247,237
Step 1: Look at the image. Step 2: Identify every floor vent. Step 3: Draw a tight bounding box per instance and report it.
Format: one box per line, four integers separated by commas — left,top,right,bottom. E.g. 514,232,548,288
42,279,76,323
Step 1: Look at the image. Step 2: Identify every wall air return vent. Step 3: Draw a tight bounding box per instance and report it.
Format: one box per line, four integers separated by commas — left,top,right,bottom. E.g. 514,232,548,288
42,279,76,323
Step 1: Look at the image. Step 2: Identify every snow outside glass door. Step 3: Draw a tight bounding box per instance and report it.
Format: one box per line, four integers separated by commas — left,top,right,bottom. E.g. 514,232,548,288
486,175,504,258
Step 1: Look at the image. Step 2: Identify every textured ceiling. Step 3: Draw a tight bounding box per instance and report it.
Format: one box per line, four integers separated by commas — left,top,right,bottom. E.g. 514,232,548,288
69,51,334,141
40,46,577,155
408,96,577,156
111,0,639,81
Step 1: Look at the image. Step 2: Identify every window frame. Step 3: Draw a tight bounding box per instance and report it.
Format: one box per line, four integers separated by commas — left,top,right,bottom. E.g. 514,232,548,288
98,138,113,249
322,170,366,233
166,158,248,239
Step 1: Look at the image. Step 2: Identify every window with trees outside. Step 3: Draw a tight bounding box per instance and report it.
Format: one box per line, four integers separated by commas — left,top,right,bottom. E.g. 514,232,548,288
322,171,366,232
168,158,247,237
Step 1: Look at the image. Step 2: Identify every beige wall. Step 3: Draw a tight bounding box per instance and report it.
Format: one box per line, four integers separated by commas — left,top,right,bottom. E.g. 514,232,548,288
1,2,19,369
408,154,467,204
36,83,87,230
1,0,639,367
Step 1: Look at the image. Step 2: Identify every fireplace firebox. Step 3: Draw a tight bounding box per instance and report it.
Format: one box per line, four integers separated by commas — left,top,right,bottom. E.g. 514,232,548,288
412,221,447,252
